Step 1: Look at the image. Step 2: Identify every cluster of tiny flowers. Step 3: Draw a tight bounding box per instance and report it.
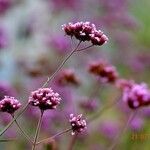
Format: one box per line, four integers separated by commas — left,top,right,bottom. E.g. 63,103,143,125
56,69,80,86
89,60,118,83
29,88,61,110
122,83,150,109
69,114,87,135
62,22,108,46
0,96,21,114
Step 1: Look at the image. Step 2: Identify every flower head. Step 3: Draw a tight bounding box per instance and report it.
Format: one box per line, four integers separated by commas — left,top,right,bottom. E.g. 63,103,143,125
29,88,61,110
69,114,87,135
62,22,108,46
122,83,150,109
0,96,21,114
56,69,80,86
89,60,118,83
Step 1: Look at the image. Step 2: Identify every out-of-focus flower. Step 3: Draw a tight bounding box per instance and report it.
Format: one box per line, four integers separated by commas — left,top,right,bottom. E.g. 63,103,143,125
0,96,21,114
99,120,119,139
47,0,80,11
29,88,61,110
69,114,87,135
129,117,144,131
46,35,70,55
56,69,80,86
0,0,13,14
80,98,99,112
0,27,8,49
62,22,108,46
0,82,16,100
89,60,119,83
122,82,150,109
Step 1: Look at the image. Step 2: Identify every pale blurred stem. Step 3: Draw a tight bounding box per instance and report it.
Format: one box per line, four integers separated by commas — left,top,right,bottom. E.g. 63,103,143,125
11,114,33,144
0,102,29,137
67,134,77,150
42,41,82,88
108,110,137,150
36,128,72,145
32,110,44,150
88,96,120,123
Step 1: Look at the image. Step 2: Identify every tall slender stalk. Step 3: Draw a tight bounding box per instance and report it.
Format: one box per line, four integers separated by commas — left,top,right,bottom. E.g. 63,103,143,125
42,41,81,88
32,111,44,150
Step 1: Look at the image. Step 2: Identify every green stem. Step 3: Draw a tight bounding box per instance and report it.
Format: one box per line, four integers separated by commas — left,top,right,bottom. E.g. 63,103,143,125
32,111,44,150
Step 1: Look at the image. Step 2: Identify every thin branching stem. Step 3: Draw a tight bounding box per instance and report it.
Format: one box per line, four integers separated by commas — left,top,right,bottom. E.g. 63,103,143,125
0,102,29,137
0,139,16,142
36,128,71,145
12,114,33,144
75,44,93,52
32,111,44,150
42,41,82,88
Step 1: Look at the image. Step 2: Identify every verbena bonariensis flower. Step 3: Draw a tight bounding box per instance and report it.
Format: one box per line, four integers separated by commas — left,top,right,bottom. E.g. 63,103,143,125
56,69,80,86
122,83,150,109
89,60,118,83
62,22,108,46
69,114,87,135
0,96,21,114
29,88,61,110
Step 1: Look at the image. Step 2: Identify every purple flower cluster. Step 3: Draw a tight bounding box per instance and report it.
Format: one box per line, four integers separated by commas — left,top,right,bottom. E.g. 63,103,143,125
0,96,21,114
56,69,80,86
62,22,108,46
69,114,87,135
122,83,150,109
89,60,118,83
29,88,61,110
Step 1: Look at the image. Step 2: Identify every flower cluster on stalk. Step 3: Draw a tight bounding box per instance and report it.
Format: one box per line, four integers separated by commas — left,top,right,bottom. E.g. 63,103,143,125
122,82,150,109
29,88,61,110
0,96,21,114
69,114,87,135
89,60,118,83
62,22,108,46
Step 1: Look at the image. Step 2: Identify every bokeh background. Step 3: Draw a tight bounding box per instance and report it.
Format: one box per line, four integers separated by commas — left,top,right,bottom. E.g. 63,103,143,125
0,0,150,149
